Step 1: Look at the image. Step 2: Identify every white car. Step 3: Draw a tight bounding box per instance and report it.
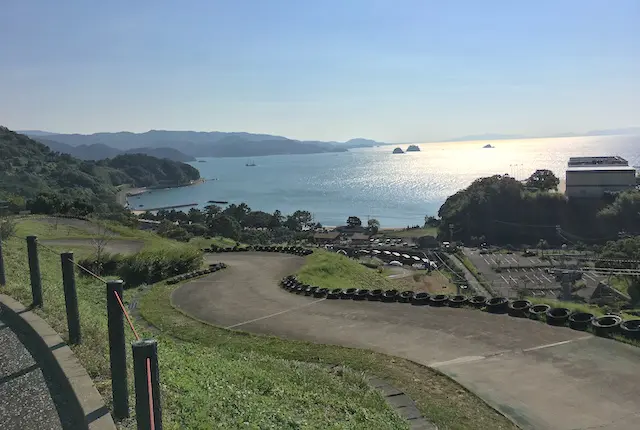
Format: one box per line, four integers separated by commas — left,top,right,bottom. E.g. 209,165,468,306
389,261,403,267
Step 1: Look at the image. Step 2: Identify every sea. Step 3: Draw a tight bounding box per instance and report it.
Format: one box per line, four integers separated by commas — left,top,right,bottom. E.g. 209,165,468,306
130,135,640,228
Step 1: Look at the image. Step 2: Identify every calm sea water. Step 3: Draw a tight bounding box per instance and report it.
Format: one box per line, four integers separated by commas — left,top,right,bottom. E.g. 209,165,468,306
131,135,640,227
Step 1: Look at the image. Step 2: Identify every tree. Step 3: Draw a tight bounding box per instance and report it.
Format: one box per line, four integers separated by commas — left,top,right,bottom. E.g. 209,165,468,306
367,218,380,234
208,215,241,240
244,211,274,229
284,210,313,231
347,216,362,228
598,190,640,235
187,208,205,224
269,210,284,229
537,239,549,257
424,216,440,228
526,169,559,191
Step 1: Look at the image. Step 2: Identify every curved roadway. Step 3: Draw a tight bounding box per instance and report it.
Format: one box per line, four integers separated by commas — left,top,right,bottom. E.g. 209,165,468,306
172,252,640,430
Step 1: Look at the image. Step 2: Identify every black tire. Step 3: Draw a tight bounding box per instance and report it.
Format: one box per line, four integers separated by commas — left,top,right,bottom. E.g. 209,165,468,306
327,288,343,299
382,289,399,303
620,319,640,340
410,292,430,305
398,291,414,303
293,284,307,293
568,312,594,331
448,295,468,308
341,288,359,299
486,297,509,314
314,288,329,298
546,307,571,326
592,315,622,337
368,289,384,301
354,289,369,301
508,300,532,318
430,294,448,307
305,286,319,296
469,295,487,308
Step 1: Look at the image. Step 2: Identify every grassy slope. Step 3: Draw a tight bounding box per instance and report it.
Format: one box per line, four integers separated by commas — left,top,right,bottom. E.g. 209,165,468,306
141,281,516,430
380,227,437,238
1,221,407,429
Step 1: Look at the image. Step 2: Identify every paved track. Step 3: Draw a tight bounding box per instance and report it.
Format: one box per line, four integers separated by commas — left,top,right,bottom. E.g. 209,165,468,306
172,253,640,430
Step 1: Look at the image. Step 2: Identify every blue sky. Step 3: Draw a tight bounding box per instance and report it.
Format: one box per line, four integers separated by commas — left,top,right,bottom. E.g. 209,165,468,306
1,0,638,142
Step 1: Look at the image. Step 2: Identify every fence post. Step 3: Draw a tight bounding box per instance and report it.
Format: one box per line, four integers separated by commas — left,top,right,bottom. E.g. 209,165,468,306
107,280,129,419
26,236,43,307
0,238,6,286
61,252,81,345
132,339,163,430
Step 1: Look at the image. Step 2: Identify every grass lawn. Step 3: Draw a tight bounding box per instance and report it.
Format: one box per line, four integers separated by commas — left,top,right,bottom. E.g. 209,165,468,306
13,217,95,239
609,276,631,295
0,227,406,429
380,227,437,238
141,281,516,430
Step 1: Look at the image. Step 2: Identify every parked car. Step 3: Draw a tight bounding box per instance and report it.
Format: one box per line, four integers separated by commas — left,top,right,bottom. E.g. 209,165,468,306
389,261,403,267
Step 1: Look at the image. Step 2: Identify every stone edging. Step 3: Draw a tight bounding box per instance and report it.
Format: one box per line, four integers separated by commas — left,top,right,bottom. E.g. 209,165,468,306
0,294,116,430
320,364,438,430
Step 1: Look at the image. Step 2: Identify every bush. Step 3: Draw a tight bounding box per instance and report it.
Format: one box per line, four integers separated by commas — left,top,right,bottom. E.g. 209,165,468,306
119,248,203,287
0,218,16,240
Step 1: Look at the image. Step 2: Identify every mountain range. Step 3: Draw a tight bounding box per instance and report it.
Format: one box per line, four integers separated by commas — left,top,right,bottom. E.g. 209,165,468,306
21,130,389,161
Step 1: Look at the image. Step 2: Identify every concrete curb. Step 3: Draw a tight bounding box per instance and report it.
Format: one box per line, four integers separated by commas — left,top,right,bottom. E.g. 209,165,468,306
0,294,116,430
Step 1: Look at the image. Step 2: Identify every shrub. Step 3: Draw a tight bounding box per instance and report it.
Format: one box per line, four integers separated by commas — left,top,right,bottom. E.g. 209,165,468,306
0,218,17,240
119,247,202,287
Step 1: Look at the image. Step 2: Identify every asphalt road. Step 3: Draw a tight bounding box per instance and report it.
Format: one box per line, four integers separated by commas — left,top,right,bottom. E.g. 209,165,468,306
172,252,640,430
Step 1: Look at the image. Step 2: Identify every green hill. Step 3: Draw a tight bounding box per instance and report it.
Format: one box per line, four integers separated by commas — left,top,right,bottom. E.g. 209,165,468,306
0,126,199,216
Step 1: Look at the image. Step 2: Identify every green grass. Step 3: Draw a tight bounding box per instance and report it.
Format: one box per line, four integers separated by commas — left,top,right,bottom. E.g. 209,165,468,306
189,235,239,249
140,281,517,430
13,217,94,239
380,227,437,238
296,250,411,292
609,276,631,295
0,227,406,429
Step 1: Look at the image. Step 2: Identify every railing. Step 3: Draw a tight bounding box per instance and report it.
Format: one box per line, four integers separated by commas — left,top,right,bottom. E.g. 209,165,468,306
0,235,162,430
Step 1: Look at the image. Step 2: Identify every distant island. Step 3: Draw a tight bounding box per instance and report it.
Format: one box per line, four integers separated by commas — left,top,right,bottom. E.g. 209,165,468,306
406,144,420,152
22,130,390,159
483,144,495,149
393,147,405,154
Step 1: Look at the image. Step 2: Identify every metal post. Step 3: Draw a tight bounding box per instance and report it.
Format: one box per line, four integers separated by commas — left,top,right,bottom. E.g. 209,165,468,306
26,236,43,307
61,252,81,344
0,238,6,286
107,280,129,419
132,339,163,430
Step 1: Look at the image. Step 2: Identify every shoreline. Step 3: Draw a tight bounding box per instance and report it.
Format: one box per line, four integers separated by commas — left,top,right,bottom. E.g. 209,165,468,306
120,178,206,209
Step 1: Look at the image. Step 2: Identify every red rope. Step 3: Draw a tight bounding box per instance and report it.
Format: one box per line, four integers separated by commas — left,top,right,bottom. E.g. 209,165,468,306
146,358,155,430
112,290,140,341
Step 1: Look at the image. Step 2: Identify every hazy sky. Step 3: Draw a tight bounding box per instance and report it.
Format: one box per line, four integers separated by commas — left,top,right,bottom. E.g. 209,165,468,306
1,1,638,142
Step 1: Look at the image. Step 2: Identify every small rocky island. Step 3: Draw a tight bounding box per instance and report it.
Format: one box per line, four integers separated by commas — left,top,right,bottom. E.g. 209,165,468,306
392,147,405,154
406,144,420,152
483,144,495,149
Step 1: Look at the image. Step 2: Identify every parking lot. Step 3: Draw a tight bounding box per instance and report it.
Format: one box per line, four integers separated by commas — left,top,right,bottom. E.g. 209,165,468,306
464,248,605,299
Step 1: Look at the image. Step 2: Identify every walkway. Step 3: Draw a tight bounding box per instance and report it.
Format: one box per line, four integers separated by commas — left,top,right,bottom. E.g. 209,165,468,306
172,252,640,430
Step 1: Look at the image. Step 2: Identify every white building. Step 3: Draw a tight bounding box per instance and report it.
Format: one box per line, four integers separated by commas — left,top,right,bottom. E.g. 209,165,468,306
565,156,637,198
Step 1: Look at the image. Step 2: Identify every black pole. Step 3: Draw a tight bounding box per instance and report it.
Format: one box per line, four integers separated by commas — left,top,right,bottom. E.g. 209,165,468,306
0,238,6,286
61,252,81,345
107,279,129,419
132,339,163,430
26,236,43,307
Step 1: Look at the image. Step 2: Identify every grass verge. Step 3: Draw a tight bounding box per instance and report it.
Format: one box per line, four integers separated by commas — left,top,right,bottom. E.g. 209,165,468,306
140,280,517,430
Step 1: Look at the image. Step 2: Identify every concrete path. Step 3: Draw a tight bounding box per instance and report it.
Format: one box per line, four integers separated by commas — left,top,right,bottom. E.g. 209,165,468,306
0,315,63,430
172,253,640,430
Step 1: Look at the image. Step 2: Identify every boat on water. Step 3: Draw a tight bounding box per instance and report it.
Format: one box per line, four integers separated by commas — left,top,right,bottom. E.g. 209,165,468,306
197,160,207,163
392,147,405,154
245,160,256,167
406,144,420,152
483,144,495,148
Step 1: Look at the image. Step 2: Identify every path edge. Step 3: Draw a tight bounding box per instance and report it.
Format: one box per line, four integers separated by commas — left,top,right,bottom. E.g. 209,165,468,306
0,294,116,430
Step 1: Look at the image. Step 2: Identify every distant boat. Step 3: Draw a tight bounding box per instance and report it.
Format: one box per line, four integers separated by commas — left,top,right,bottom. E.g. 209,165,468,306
392,147,405,154
483,144,495,149
245,160,256,167
197,160,206,163
406,144,420,152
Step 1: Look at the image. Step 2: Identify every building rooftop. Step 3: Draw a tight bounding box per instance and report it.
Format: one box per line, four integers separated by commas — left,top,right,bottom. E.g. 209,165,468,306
568,156,628,167
566,165,637,172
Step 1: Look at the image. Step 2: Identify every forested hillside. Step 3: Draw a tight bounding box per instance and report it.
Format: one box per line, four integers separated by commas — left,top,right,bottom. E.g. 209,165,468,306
0,127,199,216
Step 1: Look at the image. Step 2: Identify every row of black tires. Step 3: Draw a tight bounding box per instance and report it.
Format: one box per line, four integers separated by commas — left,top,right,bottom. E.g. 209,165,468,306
202,246,313,256
166,263,227,285
280,276,640,340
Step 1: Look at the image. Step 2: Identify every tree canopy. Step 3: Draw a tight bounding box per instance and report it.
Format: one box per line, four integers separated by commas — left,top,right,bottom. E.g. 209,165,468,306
525,169,560,191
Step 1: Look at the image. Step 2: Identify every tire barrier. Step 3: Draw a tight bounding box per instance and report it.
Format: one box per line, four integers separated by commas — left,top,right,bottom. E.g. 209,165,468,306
411,292,430,305
568,312,594,331
508,300,532,318
592,315,622,337
382,289,399,303
368,289,384,301
469,295,487,309
448,295,468,308
486,297,509,314
278,275,640,342
620,319,640,340
546,308,571,326
166,263,227,285
430,294,449,307
398,291,415,303
204,245,313,256
529,304,551,320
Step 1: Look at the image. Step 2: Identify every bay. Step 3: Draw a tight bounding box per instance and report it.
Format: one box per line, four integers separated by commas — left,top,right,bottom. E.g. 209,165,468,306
131,135,640,227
